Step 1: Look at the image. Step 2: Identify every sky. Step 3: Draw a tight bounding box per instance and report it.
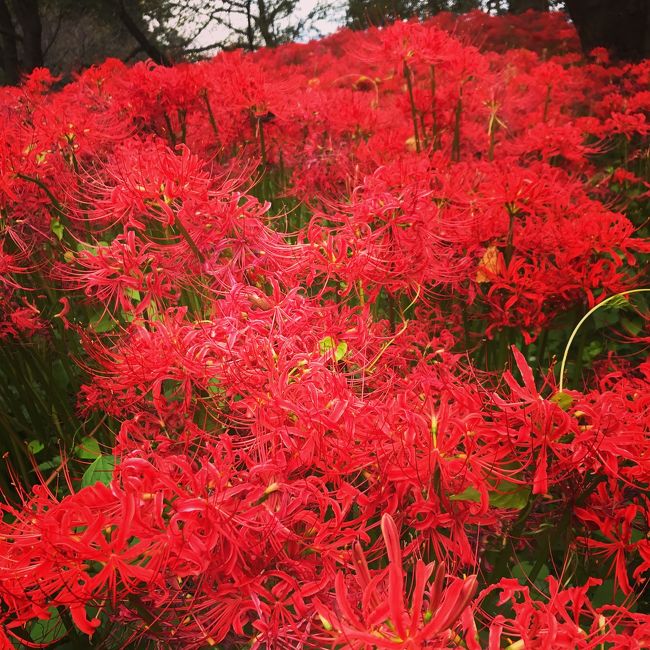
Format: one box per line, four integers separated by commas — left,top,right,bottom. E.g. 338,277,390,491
185,0,345,54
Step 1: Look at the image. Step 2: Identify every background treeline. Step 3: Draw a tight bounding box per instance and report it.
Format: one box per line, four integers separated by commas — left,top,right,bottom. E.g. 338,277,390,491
0,0,648,85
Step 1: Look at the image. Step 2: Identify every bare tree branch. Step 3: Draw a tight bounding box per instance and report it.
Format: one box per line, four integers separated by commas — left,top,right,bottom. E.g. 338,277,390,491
110,0,172,65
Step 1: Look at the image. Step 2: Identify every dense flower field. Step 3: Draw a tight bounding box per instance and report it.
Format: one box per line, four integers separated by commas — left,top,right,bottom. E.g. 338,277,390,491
0,9,648,649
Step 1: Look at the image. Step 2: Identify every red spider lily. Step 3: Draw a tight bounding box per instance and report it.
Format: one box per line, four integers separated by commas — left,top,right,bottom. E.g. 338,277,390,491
494,346,574,496
0,300,47,338
0,9,648,649
575,500,644,596
68,138,211,231
483,576,650,649
316,514,477,649
56,231,176,316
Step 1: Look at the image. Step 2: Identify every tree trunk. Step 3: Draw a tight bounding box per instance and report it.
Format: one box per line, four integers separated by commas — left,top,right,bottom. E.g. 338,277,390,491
0,0,19,84
112,0,171,66
508,0,549,12
10,0,43,72
450,0,481,11
426,0,447,15
245,0,256,50
564,0,650,61
256,0,276,47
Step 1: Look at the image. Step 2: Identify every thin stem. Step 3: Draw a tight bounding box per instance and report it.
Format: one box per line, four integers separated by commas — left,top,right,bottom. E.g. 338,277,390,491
452,89,463,162
558,289,649,392
16,173,67,223
258,117,267,166
163,112,176,147
430,65,438,150
542,84,551,123
178,108,187,144
536,328,548,367
504,204,518,265
172,217,205,265
403,60,421,154
201,90,219,138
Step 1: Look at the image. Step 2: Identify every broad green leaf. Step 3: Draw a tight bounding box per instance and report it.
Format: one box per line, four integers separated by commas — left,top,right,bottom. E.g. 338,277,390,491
81,454,116,488
582,340,604,362
319,336,347,361
489,480,530,510
207,377,223,395
122,309,136,323
50,217,64,241
52,359,70,390
550,391,574,411
76,241,109,254
511,560,549,583
606,294,631,311
589,578,633,609
90,311,117,333
621,316,642,336
75,437,101,459
449,486,481,502
319,336,334,354
450,480,530,510
38,455,61,471
27,440,44,454
29,607,66,643
334,341,348,361
593,307,620,329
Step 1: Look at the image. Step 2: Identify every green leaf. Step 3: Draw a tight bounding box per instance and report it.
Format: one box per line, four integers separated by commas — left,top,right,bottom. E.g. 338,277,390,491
207,377,223,395
52,359,70,390
550,391,574,411
489,480,530,510
50,217,64,241
582,340,604,363
75,437,101,459
593,307,620,330
29,607,66,643
27,440,44,455
81,454,116,488
450,480,529,510
319,336,347,361
449,486,481,502
511,560,549,583
606,294,632,311
38,455,61,471
589,578,632,609
334,341,347,361
319,336,334,354
90,311,117,333
621,316,642,336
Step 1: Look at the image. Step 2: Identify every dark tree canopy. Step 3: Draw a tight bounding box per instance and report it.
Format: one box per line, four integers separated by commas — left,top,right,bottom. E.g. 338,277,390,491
508,0,549,12
564,0,650,62
0,0,185,84
0,0,648,85
346,0,483,30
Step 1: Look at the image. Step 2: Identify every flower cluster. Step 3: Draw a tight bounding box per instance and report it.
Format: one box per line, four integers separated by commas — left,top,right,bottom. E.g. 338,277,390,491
0,9,648,650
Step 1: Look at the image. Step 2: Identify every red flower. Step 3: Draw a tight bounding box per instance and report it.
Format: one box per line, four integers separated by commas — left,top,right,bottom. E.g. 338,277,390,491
316,514,477,649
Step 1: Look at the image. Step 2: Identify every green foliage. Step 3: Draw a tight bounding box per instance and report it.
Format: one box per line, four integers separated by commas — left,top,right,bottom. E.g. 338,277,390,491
319,336,348,361
450,479,531,510
558,289,650,392
50,217,64,241
346,0,426,29
29,608,67,645
345,0,481,29
81,454,116,488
